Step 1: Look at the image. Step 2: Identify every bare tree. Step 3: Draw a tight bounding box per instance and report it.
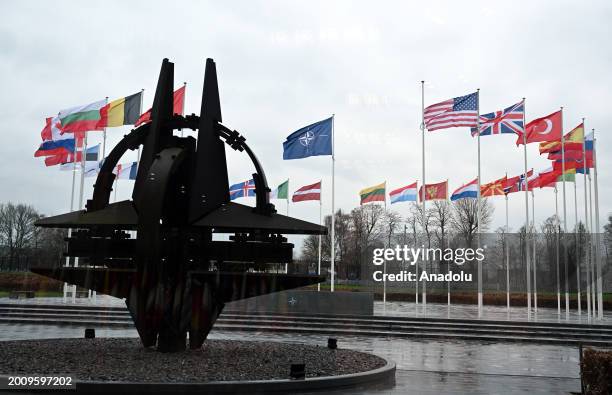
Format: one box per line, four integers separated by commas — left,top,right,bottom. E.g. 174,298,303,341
431,200,452,248
450,198,493,246
0,203,42,261
383,210,403,248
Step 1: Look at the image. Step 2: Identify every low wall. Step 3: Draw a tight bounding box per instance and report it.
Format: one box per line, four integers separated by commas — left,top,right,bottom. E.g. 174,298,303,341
226,290,374,315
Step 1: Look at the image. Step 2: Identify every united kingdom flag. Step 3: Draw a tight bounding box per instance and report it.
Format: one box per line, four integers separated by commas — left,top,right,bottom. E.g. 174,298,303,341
471,100,524,137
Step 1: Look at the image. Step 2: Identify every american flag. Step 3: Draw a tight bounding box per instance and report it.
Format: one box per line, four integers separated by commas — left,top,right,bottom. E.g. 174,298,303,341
424,92,478,131
471,101,524,137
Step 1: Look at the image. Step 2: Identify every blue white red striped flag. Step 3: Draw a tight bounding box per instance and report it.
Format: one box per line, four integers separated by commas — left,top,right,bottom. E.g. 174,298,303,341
389,182,417,204
450,178,478,201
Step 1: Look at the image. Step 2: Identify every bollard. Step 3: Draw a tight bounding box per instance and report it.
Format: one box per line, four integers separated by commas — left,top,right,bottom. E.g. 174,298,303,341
84,328,95,339
290,363,305,379
327,338,337,349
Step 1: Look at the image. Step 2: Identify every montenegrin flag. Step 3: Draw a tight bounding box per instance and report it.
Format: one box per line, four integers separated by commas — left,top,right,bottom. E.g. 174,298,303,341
389,182,417,204
59,99,106,133
292,181,321,202
450,178,478,201
98,91,142,128
359,182,386,205
419,180,448,201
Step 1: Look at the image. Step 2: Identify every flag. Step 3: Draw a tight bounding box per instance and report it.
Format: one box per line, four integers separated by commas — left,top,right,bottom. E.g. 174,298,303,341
450,178,478,201
557,172,576,182
114,162,138,180
97,92,142,128
547,150,593,161
283,117,333,160
504,170,534,194
419,180,448,201
553,158,593,173
481,176,507,197
134,86,186,127
47,144,99,167
424,92,478,131
360,182,386,205
270,180,289,200
229,179,256,200
389,182,417,204
516,110,562,145
58,99,106,133
540,122,585,154
471,100,524,137
585,131,594,151
292,181,321,202
35,116,76,157
538,167,561,188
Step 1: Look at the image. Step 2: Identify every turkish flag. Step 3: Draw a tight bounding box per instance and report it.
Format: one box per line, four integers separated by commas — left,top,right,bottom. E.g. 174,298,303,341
516,110,562,145
419,180,447,201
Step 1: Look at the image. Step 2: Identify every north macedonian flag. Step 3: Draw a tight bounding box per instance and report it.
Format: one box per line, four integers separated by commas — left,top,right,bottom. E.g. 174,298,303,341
98,92,143,128
359,182,386,205
480,176,507,197
418,180,447,202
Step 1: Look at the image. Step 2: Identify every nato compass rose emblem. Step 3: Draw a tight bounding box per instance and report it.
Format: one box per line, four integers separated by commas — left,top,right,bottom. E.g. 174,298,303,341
288,296,298,306
299,129,315,147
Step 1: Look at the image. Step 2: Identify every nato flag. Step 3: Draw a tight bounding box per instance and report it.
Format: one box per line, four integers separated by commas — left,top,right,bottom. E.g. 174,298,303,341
283,116,333,160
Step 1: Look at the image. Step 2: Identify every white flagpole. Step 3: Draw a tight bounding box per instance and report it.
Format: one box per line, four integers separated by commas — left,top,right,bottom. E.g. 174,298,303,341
561,107,569,319
64,133,78,303
532,189,538,313
505,190,510,312
71,130,88,303
318,179,322,292
588,165,596,318
574,171,581,316
476,89,482,317
420,81,426,310
555,185,561,315
583,119,591,320
330,114,336,292
522,98,531,317
286,179,290,216
102,97,108,158
137,89,144,162
592,131,602,319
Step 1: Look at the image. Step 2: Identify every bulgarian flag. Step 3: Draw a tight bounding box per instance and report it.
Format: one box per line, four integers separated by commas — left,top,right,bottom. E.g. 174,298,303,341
359,182,386,205
58,99,106,133
270,180,289,200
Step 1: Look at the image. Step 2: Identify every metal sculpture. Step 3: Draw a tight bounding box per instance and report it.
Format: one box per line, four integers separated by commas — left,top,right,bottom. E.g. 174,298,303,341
31,58,326,352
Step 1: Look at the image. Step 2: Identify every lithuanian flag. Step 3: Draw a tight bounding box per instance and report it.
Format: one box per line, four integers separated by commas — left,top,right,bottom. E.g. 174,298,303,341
359,182,386,205
98,91,143,128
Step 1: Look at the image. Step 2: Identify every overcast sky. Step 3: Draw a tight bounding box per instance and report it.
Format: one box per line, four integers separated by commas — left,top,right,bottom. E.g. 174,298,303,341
1,0,610,250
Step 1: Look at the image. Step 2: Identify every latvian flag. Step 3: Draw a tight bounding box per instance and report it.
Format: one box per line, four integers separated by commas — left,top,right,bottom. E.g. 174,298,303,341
292,181,321,202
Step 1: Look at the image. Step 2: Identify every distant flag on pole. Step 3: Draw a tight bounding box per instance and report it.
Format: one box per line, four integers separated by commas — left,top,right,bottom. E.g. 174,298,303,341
34,116,76,157
292,181,321,202
504,170,534,194
283,117,333,160
450,178,478,201
270,180,289,200
98,92,143,128
114,162,138,180
424,92,479,131
516,110,562,145
481,176,507,197
55,144,100,168
229,179,256,200
471,101,524,137
419,181,448,201
135,86,185,127
389,182,417,204
359,182,386,205
540,122,585,154
58,99,106,133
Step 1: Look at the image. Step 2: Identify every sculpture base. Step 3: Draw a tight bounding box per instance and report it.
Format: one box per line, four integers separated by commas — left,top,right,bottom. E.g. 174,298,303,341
0,338,394,393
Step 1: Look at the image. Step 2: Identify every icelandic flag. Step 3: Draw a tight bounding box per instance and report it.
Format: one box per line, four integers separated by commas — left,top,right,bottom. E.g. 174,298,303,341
450,178,478,201
389,182,417,204
229,179,256,200
283,117,333,160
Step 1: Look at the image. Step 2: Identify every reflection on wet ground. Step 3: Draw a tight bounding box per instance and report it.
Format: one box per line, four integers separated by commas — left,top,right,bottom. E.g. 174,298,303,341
0,324,582,394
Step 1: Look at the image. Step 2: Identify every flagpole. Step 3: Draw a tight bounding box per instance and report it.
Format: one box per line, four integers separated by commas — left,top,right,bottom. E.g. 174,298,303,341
583,119,591,320
505,188,510,312
137,88,144,162
64,131,78,303
588,163,596,318
574,170,581,316
286,179,290,216
592,131,602,319
555,185,561,315
72,130,88,303
102,97,108,158
522,98,531,317
476,88,482,318
561,107,569,319
330,114,336,293
532,189,538,313
318,179,322,292
420,81,426,310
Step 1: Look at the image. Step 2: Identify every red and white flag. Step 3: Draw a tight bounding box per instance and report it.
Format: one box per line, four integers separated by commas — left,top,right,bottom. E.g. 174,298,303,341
292,181,321,202
516,110,562,145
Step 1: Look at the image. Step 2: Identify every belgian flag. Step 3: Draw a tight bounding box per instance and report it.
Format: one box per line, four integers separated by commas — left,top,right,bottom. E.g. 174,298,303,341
98,91,142,128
